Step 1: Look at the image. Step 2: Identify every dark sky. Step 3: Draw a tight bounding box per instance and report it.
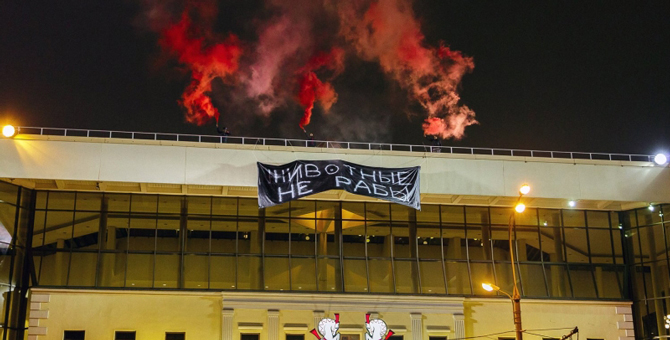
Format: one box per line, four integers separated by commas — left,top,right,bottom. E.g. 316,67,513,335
1,0,668,155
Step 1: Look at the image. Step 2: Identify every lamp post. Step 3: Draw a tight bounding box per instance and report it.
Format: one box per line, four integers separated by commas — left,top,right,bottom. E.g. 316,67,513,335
483,184,530,340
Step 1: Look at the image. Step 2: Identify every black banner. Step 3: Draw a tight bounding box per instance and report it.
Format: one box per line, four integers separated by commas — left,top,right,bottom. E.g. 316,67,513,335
257,160,421,210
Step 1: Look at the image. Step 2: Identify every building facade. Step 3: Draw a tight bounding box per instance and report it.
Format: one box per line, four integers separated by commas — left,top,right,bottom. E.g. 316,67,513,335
1,129,669,340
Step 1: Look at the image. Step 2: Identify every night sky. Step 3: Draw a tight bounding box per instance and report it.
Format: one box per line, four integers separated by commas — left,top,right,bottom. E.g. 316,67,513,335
1,0,668,155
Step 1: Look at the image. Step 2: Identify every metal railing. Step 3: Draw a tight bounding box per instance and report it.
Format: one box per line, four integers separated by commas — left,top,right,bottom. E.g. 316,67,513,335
15,126,655,163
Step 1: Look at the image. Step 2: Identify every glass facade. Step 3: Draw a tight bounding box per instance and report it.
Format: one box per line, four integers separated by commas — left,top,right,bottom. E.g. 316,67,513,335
30,191,627,300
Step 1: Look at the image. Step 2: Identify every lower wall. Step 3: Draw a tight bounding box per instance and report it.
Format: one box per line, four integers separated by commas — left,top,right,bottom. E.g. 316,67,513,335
27,289,633,340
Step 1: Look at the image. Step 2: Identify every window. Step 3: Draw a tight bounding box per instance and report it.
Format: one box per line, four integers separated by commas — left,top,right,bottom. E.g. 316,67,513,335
64,330,85,340
388,336,404,340
115,331,136,340
287,335,304,340
429,337,447,340
166,332,186,340
341,335,360,340
242,334,260,340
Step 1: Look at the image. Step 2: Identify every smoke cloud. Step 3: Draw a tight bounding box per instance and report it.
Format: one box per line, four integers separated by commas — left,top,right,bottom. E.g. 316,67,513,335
139,0,476,140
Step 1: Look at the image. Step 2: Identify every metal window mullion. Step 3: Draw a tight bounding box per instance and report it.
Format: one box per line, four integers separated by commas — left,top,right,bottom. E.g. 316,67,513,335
2,187,21,340
463,205,474,294
364,203,370,293
439,205,448,295
536,208,550,297
65,192,78,286
152,195,158,288
583,211,600,299
559,211,575,298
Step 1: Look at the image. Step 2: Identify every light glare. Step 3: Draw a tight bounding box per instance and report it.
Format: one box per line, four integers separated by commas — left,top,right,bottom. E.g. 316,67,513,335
649,204,655,212
654,154,668,166
519,184,531,195
482,283,495,292
515,203,526,213
568,200,576,207
2,125,16,138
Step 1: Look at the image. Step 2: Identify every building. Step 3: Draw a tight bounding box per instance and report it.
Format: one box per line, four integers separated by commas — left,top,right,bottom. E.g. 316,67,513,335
0,126,669,340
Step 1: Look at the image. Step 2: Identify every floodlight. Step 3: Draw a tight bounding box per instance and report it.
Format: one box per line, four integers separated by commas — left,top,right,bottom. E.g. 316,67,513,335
515,203,526,213
2,125,17,138
482,283,499,292
519,184,531,195
568,200,576,208
654,153,668,166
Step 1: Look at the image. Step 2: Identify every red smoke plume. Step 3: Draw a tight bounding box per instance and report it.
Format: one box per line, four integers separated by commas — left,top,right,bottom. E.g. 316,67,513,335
159,4,242,125
297,47,345,131
337,0,477,139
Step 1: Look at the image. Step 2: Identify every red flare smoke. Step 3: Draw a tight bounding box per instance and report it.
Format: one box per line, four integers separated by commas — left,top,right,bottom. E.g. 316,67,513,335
160,7,242,125
297,48,345,131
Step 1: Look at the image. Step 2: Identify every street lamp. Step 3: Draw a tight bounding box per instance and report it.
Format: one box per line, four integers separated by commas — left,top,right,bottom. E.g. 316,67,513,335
2,125,17,138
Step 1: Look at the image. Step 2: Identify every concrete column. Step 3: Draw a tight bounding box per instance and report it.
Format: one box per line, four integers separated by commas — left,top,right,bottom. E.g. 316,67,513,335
410,313,423,340
313,310,325,329
453,314,465,340
409,209,419,293
644,214,664,338
268,310,280,340
480,212,491,261
550,215,565,297
222,309,235,340
447,237,462,293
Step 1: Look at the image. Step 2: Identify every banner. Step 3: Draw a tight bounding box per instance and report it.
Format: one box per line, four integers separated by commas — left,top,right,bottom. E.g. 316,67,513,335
257,160,420,210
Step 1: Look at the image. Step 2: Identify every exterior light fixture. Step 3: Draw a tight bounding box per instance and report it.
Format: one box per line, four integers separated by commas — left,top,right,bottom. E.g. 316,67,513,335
649,204,655,212
515,203,526,213
519,184,531,195
568,200,576,208
654,153,668,166
2,125,17,138
482,282,499,292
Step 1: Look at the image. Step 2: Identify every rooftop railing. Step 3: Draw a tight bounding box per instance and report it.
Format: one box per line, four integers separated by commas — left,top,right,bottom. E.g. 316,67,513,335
15,126,655,163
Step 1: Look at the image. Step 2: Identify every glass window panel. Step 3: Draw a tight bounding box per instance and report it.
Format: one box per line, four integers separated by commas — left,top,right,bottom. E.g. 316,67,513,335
32,210,46,250
264,257,290,291
587,211,610,228
0,254,11,284
466,225,487,261
417,223,441,259
518,263,548,297
291,257,317,291
0,202,17,250
545,264,572,298
394,260,416,293
391,205,410,221
368,258,394,293
563,210,586,227
516,225,542,262
290,220,315,257
343,258,368,292
126,253,154,288
516,208,538,226
416,205,440,223
538,209,562,227
639,225,666,263
368,224,391,258
291,200,315,219
342,224,366,257
156,218,180,252
366,203,390,221
563,228,589,263
0,182,19,206
36,191,48,210
211,219,237,254
419,260,445,294
237,256,263,290
210,255,236,289
155,254,179,288
612,228,624,264
493,261,514,294
445,261,470,294
213,197,238,216
610,212,621,229
184,254,208,288
33,254,43,283
105,215,129,251
72,212,99,250
392,223,411,259
569,264,597,298
47,192,75,210
317,257,342,292
588,229,614,264
238,198,258,217
107,194,131,212
443,225,466,260
489,208,510,225
342,202,365,220
265,220,290,255
131,194,157,213
628,228,642,264
67,252,97,287
316,220,338,257
490,226,511,262
441,206,465,224
159,196,183,214
638,206,662,225
75,193,102,211
186,216,210,253
238,218,261,254
594,265,622,299
540,227,565,263
99,252,126,287
465,207,488,225
316,201,340,219
39,251,70,286
266,202,290,218
188,196,211,215
129,215,156,251
45,211,74,249
470,262,494,295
